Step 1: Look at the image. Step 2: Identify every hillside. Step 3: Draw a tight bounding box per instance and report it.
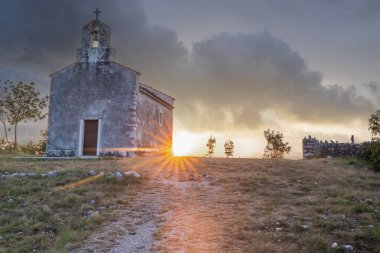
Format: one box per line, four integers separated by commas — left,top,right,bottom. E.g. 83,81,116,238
1,157,380,252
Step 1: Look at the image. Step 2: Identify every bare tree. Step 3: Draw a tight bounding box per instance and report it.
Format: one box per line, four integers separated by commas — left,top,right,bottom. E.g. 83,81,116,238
224,139,234,158
206,135,216,157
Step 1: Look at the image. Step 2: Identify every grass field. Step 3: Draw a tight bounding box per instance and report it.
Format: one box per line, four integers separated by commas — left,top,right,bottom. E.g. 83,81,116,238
0,156,380,252
0,158,143,253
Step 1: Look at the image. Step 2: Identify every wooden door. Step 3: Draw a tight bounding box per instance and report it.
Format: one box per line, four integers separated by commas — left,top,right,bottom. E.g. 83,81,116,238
83,120,98,156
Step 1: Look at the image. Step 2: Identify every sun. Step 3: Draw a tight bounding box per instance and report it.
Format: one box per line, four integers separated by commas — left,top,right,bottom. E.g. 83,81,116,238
172,131,195,156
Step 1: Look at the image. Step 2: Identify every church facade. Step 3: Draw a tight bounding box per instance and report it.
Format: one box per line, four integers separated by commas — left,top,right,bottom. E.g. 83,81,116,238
46,13,174,157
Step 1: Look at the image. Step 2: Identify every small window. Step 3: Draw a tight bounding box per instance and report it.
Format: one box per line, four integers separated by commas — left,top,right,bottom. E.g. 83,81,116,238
159,111,163,126
91,39,99,48
90,26,100,48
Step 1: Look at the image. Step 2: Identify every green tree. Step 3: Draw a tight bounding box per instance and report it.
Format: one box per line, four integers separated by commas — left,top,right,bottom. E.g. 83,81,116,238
37,129,47,154
366,110,380,171
369,110,380,141
2,81,48,151
224,139,234,158
0,83,12,149
206,135,216,157
263,129,291,159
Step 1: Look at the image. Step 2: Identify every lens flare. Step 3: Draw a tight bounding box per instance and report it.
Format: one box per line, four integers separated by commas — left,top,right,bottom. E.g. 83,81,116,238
172,131,197,156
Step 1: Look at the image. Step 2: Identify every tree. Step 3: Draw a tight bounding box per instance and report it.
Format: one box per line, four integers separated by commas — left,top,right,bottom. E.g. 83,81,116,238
206,135,216,157
38,129,48,154
2,81,48,151
369,110,380,141
263,129,291,159
224,139,234,158
0,83,11,149
365,111,380,171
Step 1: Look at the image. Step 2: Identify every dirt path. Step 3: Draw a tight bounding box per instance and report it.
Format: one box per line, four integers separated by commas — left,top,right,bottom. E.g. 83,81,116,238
75,157,228,253
151,177,224,252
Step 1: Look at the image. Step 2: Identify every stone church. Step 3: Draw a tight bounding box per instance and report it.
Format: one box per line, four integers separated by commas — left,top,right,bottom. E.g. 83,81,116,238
46,10,174,157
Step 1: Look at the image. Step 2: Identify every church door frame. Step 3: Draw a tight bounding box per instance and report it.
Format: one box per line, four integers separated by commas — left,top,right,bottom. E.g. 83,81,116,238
78,119,102,156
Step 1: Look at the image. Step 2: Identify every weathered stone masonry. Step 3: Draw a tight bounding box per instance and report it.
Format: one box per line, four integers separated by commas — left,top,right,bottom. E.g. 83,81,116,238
46,14,174,157
302,136,363,159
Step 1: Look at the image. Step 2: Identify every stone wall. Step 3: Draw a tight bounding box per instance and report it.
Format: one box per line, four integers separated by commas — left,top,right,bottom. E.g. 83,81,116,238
46,62,139,157
135,85,174,155
46,18,174,157
76,19,115,63
303,136,363,159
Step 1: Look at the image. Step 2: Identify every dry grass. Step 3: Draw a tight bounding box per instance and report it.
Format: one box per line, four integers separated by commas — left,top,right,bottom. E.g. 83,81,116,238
1,157,380,252
140,157,380,253
176,158,380,253
0,158,143,253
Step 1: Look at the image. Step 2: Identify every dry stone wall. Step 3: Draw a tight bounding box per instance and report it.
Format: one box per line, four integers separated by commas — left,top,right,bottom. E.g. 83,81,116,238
303,136,363,159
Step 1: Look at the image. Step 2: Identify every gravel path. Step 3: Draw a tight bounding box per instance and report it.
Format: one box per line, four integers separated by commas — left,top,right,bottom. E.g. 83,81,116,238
72,167,160,253
109,220,156,253
74,159,227,253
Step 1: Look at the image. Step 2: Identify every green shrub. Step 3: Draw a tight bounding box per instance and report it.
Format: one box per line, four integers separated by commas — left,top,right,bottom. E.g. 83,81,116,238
361,141,374,161
0,137,12,153
370,142,380,171
0,130,46,155
362,141,380,171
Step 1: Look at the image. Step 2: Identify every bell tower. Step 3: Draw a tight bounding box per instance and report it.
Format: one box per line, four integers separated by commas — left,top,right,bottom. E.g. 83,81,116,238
76,9,115,63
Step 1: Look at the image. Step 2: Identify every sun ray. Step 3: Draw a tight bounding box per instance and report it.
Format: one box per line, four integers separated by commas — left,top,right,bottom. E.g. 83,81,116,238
151,155,172,179
178,158,189,180
54,174,102,192
165,158,176,179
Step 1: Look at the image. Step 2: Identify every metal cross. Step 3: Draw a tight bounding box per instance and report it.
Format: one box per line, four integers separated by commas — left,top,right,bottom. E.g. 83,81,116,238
94,8,101,20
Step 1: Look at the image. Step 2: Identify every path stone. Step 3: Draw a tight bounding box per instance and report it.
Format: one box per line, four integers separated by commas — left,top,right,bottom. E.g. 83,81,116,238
123,171,140,178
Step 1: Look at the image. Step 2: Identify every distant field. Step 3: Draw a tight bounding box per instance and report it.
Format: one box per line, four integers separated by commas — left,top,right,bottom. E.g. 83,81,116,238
1,157,380,252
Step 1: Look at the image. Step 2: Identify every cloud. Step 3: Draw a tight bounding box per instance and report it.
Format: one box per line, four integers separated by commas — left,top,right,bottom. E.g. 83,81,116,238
0,0,187,142
364,82,380,94
166,32,374,131
0,0,187,77
312,0,380,18
0,0,376,141
360,81,380,107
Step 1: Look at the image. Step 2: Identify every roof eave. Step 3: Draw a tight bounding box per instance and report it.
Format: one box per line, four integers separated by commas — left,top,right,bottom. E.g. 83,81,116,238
139,86,174,110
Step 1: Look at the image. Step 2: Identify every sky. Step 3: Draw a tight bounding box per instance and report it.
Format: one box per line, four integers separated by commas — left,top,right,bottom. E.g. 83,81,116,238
0,0,379,158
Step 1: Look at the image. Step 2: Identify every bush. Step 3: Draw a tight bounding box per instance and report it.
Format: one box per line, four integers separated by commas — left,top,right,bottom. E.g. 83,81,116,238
0,130,46,155
361,141,373,161
361,141,380,171
370,142,380,172
19,141,40,155
0,137,12,153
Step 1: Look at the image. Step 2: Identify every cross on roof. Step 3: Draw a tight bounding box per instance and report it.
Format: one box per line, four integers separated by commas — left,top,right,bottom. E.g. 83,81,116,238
93,8,101,20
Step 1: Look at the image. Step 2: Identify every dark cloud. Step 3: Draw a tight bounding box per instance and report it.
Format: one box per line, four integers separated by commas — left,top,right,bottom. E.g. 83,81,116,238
363,81,380,94
361,81,380,107
0,0,187,142
0,0,376,141
312,0,380,17
166,32,374,131
0,0,186,76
